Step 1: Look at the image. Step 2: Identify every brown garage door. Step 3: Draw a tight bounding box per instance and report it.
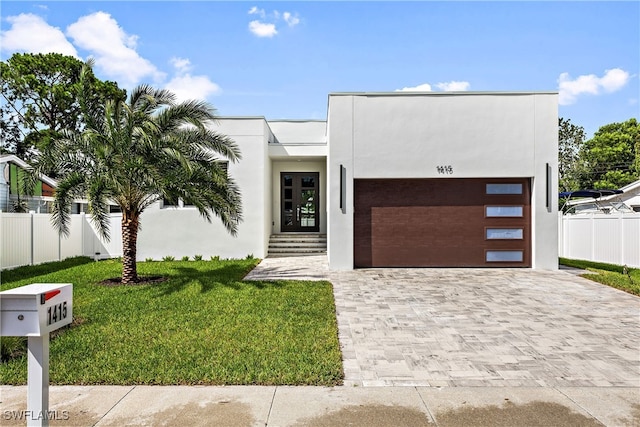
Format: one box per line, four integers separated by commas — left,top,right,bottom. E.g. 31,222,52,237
354,178,531,267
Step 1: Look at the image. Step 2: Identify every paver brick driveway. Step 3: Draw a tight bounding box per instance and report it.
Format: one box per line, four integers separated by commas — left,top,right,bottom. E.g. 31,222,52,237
330,268,640,387
246,258,640,388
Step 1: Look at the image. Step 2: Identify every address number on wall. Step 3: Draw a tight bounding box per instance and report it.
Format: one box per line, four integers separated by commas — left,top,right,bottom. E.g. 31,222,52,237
436,165,454,174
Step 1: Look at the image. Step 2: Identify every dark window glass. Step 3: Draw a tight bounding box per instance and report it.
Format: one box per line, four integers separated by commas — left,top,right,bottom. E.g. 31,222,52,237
301,177,315,188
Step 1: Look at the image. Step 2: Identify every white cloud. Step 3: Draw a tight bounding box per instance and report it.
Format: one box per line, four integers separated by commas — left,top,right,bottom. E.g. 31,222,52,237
396,83,433,92
599,68,630,92
248,6,265,18
170,57,192,74
558,68,630,105
249,20,277,38
436,81,470,91
165,74,220,103
283,12,300,27
396,81,471,92
247,8,299,37
66,11,164,87
0,13,78,56
165,57,220,103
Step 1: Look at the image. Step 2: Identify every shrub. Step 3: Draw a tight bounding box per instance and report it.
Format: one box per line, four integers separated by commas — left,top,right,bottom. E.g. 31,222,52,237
181,256,190,262
193,254,203,261
162,255,175,261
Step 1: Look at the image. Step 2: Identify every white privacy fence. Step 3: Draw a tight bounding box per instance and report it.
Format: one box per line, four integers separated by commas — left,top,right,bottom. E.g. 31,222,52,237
1,205,264,270
559,213,640,268
0,212,122,270
8,211,639,270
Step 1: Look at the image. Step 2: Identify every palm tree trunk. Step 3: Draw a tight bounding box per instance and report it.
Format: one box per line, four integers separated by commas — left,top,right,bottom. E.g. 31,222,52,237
121,210,139,284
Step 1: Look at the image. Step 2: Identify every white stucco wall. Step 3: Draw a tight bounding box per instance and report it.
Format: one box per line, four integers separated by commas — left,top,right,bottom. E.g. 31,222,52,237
328,92,559,270
136,118,271,260
532,94,559,269
327,96,355,269
268,120,327,143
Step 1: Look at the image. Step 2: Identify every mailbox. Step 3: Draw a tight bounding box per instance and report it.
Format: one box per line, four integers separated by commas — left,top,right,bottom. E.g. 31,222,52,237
1,283,73,427
1,283,73,337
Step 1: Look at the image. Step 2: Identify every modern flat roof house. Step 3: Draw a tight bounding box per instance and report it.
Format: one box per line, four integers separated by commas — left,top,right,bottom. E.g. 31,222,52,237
136,91,559,270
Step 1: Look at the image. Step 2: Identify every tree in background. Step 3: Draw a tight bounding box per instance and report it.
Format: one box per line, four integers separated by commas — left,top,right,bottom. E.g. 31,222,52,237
29,62,242,284
558,117,586,192
578,118,639,190
0,53,124,165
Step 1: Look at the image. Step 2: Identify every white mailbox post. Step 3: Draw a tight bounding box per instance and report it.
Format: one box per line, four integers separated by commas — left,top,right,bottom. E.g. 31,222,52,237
1,283,73,427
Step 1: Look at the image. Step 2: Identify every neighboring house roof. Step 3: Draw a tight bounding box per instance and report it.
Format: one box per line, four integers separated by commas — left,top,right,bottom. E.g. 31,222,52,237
0,154,57,188
560,189,623,200
565,180,640,206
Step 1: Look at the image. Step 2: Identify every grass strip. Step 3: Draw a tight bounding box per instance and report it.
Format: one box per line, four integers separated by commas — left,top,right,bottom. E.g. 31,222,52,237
1,257,344,386
560,257,640,296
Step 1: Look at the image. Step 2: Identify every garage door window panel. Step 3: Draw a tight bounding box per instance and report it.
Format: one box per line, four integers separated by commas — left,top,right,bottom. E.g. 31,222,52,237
486,183,523,194
486,228,524,240
486,250,524,262
486,206,523,217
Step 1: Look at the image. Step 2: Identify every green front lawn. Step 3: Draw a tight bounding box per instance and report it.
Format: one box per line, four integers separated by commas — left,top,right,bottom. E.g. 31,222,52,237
0,257,343,386
560,257,640,296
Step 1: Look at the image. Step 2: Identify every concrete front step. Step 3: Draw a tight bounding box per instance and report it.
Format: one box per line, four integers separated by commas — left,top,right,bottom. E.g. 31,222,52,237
267,252,326,257
269,234,326,240
268,233,327,257
270,242,327,248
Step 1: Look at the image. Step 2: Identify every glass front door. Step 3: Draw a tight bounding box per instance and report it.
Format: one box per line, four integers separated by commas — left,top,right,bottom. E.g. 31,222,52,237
281,172,320,232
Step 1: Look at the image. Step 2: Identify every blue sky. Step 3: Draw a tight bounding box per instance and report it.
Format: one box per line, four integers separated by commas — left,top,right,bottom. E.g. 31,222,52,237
1,1,638,138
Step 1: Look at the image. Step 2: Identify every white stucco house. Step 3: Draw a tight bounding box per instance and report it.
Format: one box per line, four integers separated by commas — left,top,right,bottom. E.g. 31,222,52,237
135,91,559,270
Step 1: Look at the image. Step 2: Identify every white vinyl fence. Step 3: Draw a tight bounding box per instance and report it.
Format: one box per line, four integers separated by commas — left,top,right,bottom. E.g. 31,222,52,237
0,211,122,270
559,212,640,268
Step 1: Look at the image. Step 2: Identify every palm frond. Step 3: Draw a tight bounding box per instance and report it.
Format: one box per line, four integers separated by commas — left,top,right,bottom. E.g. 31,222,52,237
129,85,175,115
86,178,112,242
196,129,242,162
51,172,85,237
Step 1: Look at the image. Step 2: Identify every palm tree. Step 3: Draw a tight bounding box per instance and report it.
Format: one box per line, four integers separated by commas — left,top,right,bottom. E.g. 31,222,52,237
30,63,242,284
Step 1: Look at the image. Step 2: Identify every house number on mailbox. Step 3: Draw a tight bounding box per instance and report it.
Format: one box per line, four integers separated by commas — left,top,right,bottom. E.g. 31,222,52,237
47,302,68,326
436,165,453,174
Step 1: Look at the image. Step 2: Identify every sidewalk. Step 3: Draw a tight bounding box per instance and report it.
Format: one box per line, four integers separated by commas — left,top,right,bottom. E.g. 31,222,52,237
1,384,638,426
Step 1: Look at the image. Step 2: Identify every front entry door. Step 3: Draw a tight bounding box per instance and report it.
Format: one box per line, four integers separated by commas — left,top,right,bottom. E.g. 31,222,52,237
281,172,320,232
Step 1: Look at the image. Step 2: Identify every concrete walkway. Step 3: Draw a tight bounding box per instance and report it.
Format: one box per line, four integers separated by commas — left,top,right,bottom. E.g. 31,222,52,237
1,256,639,426
1,384,639,426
